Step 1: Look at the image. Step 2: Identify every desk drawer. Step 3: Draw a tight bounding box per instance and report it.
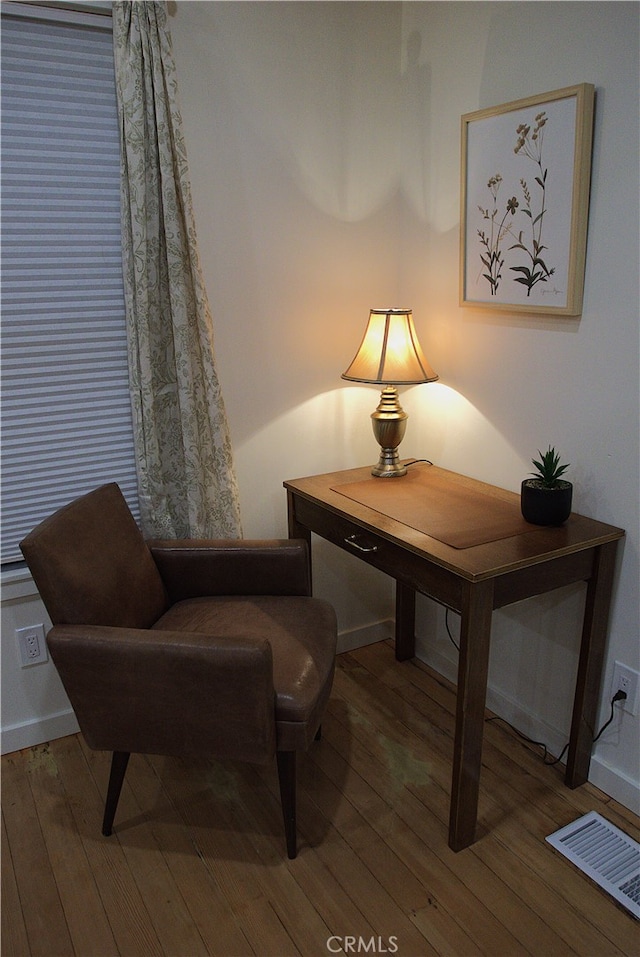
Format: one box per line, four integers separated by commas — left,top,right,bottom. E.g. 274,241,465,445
293,495,463,609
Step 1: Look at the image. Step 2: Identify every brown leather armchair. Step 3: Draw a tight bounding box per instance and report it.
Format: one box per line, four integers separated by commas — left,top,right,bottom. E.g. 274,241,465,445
20,483,337,858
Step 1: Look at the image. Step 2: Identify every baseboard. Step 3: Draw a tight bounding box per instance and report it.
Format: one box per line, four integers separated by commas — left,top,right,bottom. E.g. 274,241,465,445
1,709,79,755
588,755,640,815
337,619,394,654
415,643,640,816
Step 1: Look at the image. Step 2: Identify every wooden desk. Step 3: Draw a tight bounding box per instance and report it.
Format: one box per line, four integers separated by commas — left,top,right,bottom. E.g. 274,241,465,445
284,464,624,851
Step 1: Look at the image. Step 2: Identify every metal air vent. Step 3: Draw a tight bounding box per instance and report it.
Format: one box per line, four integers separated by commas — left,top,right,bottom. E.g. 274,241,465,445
547,811,639,919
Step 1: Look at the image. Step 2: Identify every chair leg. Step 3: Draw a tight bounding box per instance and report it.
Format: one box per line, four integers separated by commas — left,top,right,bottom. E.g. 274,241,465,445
102,751,130,836
276,751,297,859
315,725,322,741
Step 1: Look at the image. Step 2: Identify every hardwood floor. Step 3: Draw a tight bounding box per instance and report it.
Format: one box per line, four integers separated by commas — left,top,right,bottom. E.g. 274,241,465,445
3,640,638,956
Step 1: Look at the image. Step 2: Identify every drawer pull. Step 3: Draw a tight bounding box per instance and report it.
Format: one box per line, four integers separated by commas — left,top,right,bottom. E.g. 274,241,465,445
344,534,378,554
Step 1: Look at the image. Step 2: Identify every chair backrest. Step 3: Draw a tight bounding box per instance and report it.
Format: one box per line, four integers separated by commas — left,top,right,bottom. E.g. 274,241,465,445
20,484,168,628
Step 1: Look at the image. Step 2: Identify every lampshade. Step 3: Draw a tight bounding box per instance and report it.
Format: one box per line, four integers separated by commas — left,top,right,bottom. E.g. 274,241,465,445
341,308,438,385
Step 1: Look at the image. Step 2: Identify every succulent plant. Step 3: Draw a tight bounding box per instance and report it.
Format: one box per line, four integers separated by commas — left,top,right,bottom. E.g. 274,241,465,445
530,446,570,488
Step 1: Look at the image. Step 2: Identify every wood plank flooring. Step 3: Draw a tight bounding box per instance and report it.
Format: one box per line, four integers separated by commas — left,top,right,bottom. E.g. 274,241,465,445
3,640,639,956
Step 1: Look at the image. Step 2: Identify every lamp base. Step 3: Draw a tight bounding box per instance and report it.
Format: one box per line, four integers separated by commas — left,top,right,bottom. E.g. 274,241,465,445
370,385,408,478
371,450,407,478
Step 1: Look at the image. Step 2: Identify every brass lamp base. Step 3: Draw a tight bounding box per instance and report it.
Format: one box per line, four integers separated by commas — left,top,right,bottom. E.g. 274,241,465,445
370,386,408,477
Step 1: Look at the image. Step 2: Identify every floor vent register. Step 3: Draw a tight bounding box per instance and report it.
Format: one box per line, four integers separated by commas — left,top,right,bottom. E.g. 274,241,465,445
547,811,640,919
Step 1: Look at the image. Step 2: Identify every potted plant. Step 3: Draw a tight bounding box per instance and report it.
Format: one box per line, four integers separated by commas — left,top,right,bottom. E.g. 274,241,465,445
521,446,573,526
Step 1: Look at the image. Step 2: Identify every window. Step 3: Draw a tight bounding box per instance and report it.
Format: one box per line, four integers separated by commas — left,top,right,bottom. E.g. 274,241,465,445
1,2,139,564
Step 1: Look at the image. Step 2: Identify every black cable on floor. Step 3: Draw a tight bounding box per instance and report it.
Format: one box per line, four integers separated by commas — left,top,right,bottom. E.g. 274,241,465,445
486,691,627,766
443,608,626,766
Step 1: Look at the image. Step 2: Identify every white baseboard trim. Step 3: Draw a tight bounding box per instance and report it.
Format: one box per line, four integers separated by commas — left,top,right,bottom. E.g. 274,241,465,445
415,642,639,816
2,709,79,755
337,619,394,654
588,756,640,815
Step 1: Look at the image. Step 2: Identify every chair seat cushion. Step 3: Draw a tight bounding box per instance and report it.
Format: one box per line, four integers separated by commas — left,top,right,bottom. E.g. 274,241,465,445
153,595,337,750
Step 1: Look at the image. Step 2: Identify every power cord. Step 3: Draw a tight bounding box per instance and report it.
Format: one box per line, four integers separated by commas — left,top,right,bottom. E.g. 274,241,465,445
485,715,571,766
405,458,433,468
487,690,627,767
592,689,628,741
443,609,627,765
445,607,459,652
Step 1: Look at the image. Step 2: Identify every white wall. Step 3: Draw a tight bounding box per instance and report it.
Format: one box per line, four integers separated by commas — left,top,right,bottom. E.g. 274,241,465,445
168,0,404,635
398,1,639,810
3,1,638,813
2,569,79,753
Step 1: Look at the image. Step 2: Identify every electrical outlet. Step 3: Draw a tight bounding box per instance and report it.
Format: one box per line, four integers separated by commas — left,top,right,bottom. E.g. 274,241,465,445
16,624,48,667
611,661,640,716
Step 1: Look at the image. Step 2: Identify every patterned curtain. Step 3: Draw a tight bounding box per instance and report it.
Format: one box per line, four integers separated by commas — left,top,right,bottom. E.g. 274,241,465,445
112,1,242,539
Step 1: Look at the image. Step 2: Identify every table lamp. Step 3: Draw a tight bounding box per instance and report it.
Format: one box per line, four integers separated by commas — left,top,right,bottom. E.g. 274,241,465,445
342,308,438,477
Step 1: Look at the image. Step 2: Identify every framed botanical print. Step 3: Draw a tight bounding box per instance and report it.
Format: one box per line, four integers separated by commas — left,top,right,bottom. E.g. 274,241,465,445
460,84,595,316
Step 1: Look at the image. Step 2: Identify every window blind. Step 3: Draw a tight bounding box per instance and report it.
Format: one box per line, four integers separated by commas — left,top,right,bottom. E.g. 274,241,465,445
1,7,140,564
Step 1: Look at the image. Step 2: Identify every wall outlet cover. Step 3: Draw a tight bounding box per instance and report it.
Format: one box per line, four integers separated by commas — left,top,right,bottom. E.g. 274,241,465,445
16,624,48,667
611,661,640,716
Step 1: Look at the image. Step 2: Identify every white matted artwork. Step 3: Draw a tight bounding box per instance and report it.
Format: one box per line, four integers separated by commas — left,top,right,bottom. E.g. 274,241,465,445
460,84,595,316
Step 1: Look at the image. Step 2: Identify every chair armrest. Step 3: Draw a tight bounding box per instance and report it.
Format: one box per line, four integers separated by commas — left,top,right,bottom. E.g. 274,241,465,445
47,624,276,764
148,539,311,602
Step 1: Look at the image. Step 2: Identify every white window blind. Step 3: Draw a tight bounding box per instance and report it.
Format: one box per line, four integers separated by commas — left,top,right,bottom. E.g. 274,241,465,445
1,5,140,564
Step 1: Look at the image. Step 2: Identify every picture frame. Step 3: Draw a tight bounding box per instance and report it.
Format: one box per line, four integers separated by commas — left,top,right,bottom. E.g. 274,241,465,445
460,84,595,316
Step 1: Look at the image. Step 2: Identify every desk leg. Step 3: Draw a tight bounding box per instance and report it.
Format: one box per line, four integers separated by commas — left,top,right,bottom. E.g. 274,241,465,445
286,491,310,543
286,490,313,587
566,540,619,788
395,582,416,661
449,579,494,851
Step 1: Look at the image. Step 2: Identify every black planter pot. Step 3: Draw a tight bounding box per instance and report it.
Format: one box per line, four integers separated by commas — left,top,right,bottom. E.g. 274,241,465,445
521,479,573,526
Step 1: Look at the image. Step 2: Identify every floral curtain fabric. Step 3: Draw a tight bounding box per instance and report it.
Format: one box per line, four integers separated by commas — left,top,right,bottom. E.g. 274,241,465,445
112,1,242,539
